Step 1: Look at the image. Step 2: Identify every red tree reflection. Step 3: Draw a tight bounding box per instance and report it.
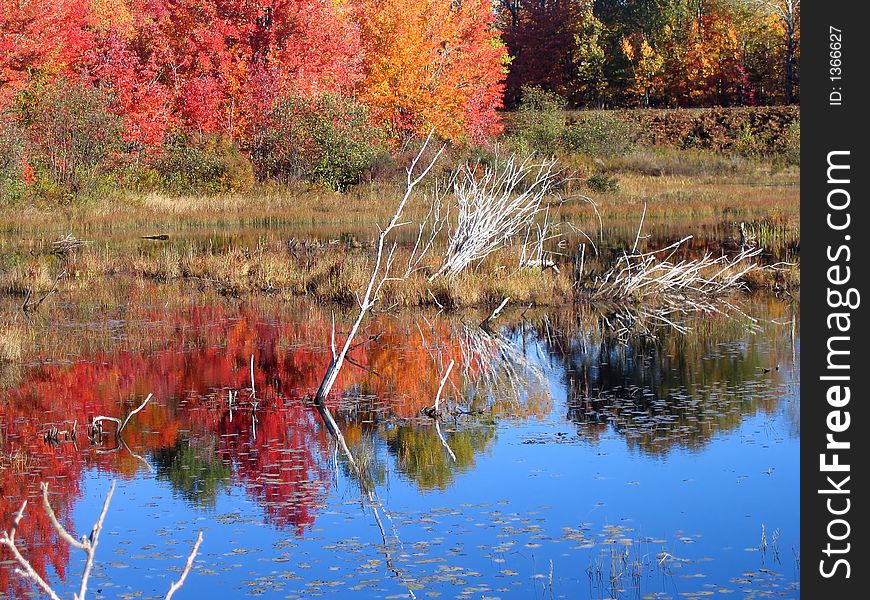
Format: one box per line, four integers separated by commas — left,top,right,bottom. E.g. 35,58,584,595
0,301,468,594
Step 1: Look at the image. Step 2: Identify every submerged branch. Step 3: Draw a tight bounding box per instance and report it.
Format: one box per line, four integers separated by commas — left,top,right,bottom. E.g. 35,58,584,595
92,393,154,437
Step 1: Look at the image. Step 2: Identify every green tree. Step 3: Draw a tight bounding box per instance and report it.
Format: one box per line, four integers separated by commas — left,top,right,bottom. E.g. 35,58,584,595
152,436,232,509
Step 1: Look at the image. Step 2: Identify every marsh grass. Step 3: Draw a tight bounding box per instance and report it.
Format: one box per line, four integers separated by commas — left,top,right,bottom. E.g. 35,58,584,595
1,145,799,316
1,145,799,234
0,211,797,320
0,318,25,362
97,241,576,307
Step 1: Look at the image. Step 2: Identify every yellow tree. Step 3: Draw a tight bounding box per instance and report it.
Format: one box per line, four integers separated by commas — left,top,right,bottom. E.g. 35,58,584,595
353,0,507,144
621,36,664,106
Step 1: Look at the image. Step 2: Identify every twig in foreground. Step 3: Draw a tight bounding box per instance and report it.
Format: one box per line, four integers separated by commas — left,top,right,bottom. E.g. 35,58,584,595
1,481,203,600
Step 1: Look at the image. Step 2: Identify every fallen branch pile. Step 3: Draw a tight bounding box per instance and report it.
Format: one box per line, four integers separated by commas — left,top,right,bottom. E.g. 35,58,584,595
592,238,765,304
405,154,562,281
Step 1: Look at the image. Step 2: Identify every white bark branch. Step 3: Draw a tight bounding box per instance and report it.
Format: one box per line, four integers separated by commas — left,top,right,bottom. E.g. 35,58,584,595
2,480,202,600
164,531,204,600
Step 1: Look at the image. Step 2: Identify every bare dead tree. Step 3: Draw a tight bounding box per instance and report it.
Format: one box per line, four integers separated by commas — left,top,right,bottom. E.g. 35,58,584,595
591,238,765,304
0,482,202,600
312,132,444,417
434,155,560,279
574,206,779,339
51,234,89,258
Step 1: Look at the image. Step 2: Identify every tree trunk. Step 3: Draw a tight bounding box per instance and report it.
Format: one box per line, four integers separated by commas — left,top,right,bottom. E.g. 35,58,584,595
785,23,795,104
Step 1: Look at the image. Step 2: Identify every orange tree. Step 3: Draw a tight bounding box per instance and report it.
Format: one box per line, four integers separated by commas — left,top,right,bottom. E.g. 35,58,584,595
352,0,508,144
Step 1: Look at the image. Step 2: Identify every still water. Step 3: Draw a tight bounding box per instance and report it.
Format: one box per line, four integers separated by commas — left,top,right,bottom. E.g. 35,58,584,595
1,289,798,599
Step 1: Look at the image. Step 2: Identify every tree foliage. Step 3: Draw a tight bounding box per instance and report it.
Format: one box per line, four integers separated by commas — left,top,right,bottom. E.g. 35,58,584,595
88,0,365,146
502,0,605,106
353,0,508,144
0,0,800,200
0,0,92,107
18,78,122,195
503,0,799,107
252,94,385,191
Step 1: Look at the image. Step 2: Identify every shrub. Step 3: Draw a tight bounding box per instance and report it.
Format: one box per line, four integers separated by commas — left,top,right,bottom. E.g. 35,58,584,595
733,123,764,157
157,133,255,194
784,120,800,166
17,78,122,197
509,86,567,153
561,112,638,158
587,172,619,194
613,106,800,155
114,162,164,194
0,117,27,203
252,94,385,191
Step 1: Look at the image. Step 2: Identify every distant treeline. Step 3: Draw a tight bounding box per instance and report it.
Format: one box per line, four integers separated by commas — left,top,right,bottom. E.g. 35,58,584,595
502,0,800,108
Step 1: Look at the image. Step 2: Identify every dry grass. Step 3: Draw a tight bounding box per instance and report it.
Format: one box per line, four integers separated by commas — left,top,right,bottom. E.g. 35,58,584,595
0,218,795,316
558,171,799,228
0,146,799,311
0,319,25,363
0,147,799,235
109,242,574,307
0,181,417,235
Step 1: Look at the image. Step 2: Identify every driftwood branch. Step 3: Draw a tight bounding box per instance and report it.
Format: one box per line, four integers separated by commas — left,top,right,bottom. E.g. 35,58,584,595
22,270,66,313
51,234,89,257
249,354,256,398
481,297,510,329
313,131,443,407
40,483,87,550
581,207,770,339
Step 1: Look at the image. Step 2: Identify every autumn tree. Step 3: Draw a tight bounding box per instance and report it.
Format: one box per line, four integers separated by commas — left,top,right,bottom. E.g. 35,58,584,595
0,0,92,108
594,0,678,105
87,0,363,147
599,0,789,107
501,0,606,107
621,35,664,106
745,0,799,103
353,0,507,144
656,3,745,106
730,2,789,104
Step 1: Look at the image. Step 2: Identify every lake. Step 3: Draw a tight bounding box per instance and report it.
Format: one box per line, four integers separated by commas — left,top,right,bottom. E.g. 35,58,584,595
0,275,799,599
